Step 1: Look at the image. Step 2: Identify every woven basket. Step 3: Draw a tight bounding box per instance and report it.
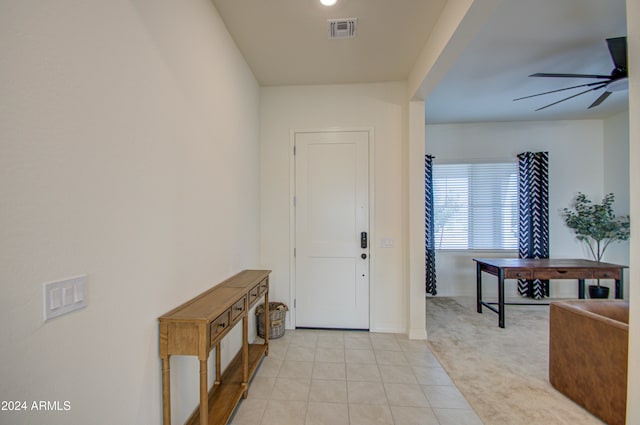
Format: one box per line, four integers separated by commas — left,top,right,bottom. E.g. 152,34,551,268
256,302,288,339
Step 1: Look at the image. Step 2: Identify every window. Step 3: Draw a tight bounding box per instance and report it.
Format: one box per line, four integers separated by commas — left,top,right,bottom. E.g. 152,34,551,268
433,162,518,250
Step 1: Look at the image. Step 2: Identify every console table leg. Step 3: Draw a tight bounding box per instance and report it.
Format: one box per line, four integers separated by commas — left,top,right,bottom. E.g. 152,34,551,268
242,314,249,398
199,359,208,425
264,289,270,356
215,342,221,386
578,279,585,299
162,356,171,425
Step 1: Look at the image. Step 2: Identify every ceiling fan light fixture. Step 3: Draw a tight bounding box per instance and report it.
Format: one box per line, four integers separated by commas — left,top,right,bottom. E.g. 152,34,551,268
320,0,337,6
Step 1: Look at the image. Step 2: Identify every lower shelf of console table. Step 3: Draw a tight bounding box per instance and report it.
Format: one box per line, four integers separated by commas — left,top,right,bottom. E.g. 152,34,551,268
185,343,267,425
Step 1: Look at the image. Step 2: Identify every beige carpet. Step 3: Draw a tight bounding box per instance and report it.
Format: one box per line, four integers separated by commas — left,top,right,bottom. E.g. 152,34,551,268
426,297,605,425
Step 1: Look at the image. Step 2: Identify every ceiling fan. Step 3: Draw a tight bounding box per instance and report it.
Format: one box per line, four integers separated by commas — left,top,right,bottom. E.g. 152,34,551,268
514,36,628,111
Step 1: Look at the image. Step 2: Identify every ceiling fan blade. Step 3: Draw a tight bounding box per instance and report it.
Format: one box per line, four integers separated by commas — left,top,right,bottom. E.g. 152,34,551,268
530,72,611,79
513,81,605,101
588,91,612,109
534,84,608,111
606,37,627,70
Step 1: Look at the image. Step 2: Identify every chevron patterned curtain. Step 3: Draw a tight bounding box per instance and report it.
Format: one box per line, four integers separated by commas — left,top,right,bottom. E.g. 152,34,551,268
517,152,549,299
425,155,437,295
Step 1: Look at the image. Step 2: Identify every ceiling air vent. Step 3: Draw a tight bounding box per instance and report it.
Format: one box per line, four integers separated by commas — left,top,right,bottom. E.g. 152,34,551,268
328,18,357,39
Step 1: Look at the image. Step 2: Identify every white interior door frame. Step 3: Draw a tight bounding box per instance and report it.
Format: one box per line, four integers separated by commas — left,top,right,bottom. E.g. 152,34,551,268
288,127,375,329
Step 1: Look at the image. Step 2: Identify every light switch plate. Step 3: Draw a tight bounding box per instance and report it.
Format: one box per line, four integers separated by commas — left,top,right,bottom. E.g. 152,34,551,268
43,275,87,321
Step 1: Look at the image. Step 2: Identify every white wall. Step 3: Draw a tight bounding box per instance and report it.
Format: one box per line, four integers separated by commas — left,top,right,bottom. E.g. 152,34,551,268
425,120,614,298
260,82,407,333
604,111,630,212
602,111,631,272
0,1,260,424
625,0,639,420
408,101,427,338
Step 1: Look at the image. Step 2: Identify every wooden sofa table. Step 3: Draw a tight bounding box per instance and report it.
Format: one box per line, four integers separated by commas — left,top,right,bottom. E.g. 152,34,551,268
473,258,625,328
159,269,271,425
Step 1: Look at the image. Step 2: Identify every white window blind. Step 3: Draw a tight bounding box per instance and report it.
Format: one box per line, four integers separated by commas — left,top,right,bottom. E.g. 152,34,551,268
433,162,518,250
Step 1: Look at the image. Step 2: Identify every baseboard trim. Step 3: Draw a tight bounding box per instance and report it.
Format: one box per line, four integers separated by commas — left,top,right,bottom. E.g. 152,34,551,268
408,328,428,340
369,326,405,334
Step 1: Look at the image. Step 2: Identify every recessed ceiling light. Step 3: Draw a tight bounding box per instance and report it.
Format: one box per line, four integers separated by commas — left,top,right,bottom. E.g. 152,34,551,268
320,0,337,6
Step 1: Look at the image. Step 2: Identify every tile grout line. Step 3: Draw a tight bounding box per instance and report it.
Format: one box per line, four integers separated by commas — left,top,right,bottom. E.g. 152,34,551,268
234,330,480,425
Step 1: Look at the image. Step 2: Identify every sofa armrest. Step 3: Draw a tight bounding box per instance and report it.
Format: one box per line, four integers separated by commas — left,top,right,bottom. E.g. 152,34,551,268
549,301,628,425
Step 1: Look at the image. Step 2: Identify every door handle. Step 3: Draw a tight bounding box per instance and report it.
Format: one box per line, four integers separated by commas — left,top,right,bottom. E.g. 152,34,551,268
360,232,368,249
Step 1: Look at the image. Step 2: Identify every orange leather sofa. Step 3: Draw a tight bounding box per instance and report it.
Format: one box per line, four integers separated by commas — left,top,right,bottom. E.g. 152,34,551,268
549,300,629,425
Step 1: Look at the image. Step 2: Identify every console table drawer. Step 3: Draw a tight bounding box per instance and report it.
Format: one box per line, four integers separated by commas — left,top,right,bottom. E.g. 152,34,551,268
505,270,532,279
593,269,620,279
533,269,592,279
258,279,268,296
248,285,261,307
210,309,231,344
231,297,246,323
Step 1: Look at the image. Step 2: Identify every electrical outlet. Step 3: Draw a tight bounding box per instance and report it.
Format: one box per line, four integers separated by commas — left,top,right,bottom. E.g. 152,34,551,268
43,275,87,321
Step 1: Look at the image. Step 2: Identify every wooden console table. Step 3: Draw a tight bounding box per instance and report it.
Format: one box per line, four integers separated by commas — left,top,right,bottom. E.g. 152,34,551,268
159,269,271,425
473,258,625,328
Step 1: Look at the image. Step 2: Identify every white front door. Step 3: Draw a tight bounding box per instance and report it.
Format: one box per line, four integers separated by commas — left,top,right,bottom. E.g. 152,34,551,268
294,130,370,329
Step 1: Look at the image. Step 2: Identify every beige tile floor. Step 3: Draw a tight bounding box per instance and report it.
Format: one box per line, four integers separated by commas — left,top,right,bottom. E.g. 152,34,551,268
230,330,483,425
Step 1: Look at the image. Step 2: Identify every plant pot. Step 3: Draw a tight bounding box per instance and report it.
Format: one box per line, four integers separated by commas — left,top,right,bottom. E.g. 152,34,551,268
588,285,610,299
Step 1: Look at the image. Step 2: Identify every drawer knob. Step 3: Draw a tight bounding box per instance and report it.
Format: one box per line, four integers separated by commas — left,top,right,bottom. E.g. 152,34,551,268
235,306,243,311
604,273,610,277
218,323,226,329
516,273,522,277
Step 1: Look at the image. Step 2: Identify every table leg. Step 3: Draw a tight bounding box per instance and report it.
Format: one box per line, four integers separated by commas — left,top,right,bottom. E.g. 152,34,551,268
578,279,585,299
215,342,221,386
615,278,623,299
264,289,270,356
162,356,171,425
199,359,208,425
476,263,483,314
242,313,249,398
498,269,505,328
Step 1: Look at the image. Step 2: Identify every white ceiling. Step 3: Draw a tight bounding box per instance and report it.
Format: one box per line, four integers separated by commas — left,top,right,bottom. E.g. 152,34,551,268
211,0,448,86
211,0,628,123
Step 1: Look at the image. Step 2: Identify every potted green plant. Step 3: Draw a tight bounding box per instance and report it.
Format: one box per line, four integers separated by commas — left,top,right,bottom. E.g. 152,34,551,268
562,192,630,298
